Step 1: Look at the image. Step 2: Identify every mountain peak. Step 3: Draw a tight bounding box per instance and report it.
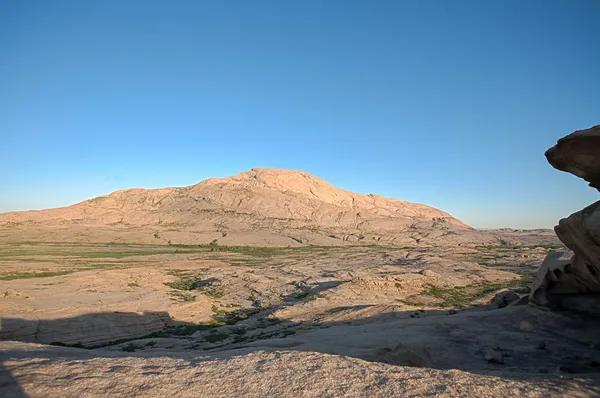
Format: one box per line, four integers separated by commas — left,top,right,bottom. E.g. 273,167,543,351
0,168,475,246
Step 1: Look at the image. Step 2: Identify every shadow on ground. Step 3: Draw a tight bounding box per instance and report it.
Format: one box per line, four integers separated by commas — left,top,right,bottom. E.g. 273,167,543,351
2,292,600,396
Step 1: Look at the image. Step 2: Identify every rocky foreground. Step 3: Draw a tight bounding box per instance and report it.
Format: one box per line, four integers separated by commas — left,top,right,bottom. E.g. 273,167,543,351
2,341,597,398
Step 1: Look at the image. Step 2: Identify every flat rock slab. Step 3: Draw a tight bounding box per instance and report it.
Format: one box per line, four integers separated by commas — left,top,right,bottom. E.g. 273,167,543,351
1,341,598,398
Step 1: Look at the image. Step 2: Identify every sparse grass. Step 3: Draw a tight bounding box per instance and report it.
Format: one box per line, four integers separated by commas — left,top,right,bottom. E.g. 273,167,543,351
121,342,141,352
169,292,196,302
166,269,191,278
164,272,225,299
0,257,58,263
0,242,406,281
223,308,262,325
210,305,265,325
211,305,228,316
402,274,535,309
163,276,201,291
0,271,73,280
202,290,225,299
229,329,296,345
227,258,258,266
230,327,247,336
127,282,139,288
417,284,474,308
146,321,225,338
204,330,229,343
292,283,324,301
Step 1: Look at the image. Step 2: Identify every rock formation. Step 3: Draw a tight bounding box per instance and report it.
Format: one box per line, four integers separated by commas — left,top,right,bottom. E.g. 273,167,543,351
0,168,530,247
530,125,600,310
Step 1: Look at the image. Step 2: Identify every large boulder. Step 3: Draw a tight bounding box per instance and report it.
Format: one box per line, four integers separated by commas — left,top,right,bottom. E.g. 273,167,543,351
530,125,600,310
545,125,600,191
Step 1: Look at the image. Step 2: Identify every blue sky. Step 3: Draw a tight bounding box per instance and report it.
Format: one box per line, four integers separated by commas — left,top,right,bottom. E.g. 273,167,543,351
1,0,599,229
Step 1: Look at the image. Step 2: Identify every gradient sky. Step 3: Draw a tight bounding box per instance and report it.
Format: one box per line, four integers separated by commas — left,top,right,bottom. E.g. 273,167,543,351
1,1,599,229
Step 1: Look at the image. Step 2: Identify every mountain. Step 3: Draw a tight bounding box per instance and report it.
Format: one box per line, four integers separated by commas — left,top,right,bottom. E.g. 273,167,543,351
0,168,552,247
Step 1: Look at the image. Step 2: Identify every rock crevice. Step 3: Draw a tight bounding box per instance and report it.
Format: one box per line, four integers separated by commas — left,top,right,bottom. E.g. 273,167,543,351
531,125,600,310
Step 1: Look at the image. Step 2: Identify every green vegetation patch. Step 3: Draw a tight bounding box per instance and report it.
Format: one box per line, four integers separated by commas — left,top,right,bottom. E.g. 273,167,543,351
169,291,196,302
163,275,202,291
204,330,230,343
164,271,225,299
0,271,73,280
146,321,226,338
401,273,535,309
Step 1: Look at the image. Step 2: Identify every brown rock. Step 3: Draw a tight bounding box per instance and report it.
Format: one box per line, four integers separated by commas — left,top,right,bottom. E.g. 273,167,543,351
545,125,600,191
489,289,520,308
484,348,505,364
531,125,600,311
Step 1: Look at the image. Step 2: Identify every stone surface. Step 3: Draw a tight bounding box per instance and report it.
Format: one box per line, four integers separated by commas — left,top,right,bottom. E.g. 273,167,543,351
545,125,600,191
2,342,597,398
530,125,600,309
489,289,520,308
0,243,534,348
530,251,573,306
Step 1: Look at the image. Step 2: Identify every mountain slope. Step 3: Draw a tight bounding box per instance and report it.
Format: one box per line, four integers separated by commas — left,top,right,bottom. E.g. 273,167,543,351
0,168,498,246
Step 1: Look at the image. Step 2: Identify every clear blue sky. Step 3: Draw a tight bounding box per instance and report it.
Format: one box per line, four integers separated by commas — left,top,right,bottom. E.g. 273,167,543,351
1,0,599,229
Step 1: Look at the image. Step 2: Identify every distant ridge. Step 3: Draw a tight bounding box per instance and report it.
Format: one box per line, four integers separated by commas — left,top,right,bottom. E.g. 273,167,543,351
0,168,557,247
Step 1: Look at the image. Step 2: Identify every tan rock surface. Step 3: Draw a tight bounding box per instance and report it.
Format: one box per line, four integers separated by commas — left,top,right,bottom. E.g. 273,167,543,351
545,125,600,191
0,168,559,247
3,341,597,398
1,242,536,347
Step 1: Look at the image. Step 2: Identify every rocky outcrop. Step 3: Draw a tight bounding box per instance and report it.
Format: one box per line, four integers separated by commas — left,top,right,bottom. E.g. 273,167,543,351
0,168,511,247
545,125,600,191
530,125,600,310
0,312,171,347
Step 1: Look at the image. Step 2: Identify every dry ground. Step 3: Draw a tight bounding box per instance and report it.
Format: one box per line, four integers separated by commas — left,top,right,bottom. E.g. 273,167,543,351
2,241,599,397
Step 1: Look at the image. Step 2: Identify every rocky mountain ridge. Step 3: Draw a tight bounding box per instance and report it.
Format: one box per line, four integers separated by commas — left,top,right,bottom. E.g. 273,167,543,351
0,168,557,247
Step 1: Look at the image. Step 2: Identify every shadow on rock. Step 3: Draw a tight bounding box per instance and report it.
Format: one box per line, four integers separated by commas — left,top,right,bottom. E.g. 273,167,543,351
0,311,187,348
1,304,600,395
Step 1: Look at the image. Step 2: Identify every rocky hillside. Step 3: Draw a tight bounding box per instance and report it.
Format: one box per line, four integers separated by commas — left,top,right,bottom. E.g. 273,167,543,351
0,168,555,247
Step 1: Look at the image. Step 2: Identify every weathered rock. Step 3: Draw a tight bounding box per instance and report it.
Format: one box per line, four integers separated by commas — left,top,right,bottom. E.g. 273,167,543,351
555,201,600,285
530,251,573,306
3,341,597,398
531,125,600,310
484,348,505,364
420,269,438,277
0,168,558,247
489,289,520,308
379,342,432,367
0,312,170,347
545,125,600,191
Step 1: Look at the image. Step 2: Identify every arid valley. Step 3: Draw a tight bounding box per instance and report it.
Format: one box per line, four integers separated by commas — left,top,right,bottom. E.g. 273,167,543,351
2,126,600,397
